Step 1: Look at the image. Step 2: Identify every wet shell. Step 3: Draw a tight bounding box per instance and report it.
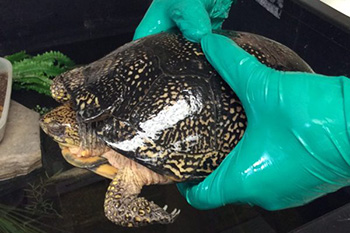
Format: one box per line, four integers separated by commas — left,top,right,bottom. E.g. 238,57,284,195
54,30,313,181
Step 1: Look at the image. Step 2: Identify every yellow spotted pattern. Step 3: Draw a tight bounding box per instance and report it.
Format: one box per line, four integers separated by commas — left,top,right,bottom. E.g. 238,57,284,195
45,31,313,227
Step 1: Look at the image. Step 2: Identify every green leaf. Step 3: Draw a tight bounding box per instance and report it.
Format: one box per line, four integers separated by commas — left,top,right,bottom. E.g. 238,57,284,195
12,60,66,78
7,50,75,96
31,51,75,69
13,83,52,96
5,51,31,63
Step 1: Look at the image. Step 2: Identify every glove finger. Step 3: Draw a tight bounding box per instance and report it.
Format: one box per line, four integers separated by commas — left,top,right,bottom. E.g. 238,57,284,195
176,176,222,210
177,133,261,210
133,1,176,40
201,33,265,106
177,182,194,197
169,0,211,42
176,144,244,210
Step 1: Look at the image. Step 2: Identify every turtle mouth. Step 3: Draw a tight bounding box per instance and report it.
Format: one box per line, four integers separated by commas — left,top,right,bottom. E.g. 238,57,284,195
59,144,109,158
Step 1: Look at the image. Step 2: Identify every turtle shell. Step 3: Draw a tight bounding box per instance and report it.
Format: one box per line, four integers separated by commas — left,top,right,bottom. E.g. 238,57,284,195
57,30,313,181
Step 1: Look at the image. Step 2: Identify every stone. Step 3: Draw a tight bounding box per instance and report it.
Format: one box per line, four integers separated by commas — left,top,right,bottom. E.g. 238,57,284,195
0,100,42,180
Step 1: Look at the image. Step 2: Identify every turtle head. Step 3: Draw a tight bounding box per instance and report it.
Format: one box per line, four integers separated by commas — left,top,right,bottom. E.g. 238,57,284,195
40,104,80,147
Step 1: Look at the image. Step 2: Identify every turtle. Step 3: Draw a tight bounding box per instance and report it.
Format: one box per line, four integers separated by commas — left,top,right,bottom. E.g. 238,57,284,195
40,30,313,227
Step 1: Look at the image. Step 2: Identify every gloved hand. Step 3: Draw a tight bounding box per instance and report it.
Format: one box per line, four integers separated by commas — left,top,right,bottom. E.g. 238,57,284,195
133,0,235,42
178,34,350,211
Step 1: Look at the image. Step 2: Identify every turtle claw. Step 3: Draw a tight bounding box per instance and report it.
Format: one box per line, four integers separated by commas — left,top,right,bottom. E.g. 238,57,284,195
105,171,182,227
160,206,181,222
155,206,180,225
170,208,181,218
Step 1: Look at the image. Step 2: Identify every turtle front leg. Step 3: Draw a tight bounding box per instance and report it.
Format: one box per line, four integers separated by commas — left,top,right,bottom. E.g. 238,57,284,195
104,169,180,227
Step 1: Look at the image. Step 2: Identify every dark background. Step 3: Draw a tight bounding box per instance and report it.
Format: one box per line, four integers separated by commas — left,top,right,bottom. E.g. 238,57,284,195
0,0,349,76
1,0,350,232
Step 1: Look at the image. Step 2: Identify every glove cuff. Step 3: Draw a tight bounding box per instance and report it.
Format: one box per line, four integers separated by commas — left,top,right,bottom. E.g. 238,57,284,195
209,0,235,29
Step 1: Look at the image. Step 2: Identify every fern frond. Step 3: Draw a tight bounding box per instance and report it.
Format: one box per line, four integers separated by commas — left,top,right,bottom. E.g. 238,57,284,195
5,51,31,63
31,51,75,69
13,60,66,78
15,75,52,87
13,83,52,96
7,50,75,96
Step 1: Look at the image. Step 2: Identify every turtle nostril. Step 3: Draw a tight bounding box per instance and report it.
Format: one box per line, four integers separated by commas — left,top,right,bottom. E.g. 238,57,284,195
39,117,49,132
39,117,44,126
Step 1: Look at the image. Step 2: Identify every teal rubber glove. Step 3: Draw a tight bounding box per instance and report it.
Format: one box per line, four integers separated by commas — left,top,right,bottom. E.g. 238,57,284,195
178,34,350,211
133,0,235,42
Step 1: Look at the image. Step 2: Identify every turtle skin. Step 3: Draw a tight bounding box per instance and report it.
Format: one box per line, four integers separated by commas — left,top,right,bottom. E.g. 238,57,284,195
43,30,313,227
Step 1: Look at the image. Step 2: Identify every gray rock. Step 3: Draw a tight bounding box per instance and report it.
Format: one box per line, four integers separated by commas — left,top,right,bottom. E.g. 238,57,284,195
0,100,42,180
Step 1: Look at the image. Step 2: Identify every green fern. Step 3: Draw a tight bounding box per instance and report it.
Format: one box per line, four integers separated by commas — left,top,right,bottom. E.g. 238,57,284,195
31,51,75,68
5,51,31,63
5,51,75,95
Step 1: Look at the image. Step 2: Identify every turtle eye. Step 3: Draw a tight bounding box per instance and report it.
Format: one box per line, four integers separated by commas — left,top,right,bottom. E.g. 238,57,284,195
47,122,66,138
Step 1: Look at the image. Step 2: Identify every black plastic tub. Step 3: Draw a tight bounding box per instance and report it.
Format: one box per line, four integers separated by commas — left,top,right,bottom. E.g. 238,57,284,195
1,0,350,232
